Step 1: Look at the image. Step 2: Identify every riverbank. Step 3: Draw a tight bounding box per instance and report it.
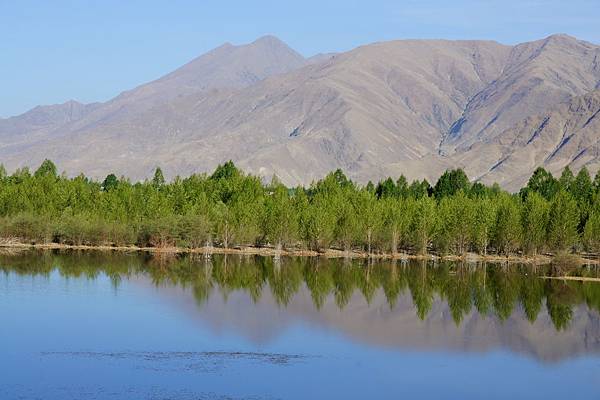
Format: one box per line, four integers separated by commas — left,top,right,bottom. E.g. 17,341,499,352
1,239,597,265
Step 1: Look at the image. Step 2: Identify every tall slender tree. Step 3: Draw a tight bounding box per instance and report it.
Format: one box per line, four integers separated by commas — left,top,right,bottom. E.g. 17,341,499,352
547,190,579,252
411,196,437,255
521,192,549,256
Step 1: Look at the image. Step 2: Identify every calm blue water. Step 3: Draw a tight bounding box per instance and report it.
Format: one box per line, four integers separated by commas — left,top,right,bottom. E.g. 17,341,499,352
1,251,599,399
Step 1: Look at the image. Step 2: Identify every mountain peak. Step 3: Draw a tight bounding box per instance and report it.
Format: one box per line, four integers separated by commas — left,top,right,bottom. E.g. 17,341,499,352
541,33,580,46
544,33,578,41
248,35,301,56
252,35,286,46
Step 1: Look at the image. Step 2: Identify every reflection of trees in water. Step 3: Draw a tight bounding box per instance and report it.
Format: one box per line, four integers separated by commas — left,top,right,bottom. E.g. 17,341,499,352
2,250,600,331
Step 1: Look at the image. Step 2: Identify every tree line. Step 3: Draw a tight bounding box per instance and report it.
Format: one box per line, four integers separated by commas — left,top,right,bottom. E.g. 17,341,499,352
1,159,600,257
3,251,599,331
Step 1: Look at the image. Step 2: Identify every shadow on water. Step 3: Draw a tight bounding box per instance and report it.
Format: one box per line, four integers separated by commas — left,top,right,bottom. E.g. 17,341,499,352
3,248,600,400
2,249,600,333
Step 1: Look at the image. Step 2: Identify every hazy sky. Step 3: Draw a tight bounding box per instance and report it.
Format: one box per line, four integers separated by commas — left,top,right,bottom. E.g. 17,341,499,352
2,0,600,118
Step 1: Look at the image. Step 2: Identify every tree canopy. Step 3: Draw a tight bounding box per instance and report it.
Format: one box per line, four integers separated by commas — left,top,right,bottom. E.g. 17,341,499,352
0,161,598,257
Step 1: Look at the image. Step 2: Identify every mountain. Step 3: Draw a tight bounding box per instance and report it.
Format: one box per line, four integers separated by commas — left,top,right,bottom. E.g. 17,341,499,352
0,100,100,139
441,35,600,153
0,35,310,175
465,88,600,189
1,34,599,188
113,34,308,104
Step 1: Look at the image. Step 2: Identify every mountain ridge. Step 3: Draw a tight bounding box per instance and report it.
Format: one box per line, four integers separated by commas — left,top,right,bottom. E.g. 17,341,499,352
1,34,599,189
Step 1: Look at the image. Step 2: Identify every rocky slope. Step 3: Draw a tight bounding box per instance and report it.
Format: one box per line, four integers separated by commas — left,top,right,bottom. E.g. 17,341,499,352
1,34,599,188
465,88,600,189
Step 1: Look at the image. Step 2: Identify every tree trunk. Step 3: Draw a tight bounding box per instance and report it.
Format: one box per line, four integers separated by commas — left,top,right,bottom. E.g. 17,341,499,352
274,240,282,261
205,238,213,259
223,222,229,249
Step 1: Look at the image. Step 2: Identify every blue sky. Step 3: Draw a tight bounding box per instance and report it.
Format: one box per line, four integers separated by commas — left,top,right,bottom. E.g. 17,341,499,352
2,0,600,118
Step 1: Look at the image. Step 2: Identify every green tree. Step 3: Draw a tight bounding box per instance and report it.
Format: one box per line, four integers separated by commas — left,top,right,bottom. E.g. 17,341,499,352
382,197,413,255
594,171,600,193
102,174,119,191
34,159,58,178
524,167,559,200
437,192,473,255
469,182,488,198
152,167,165,188
547,190,579,252
210,160,240,181
334,196,358,252
470,197,496,256
521,192,549,256
211,202,233,248
411,196,437,254
408,179,431,199
583,210,600,257
300,194,336,251
375,177,396,199
493,195,522,255
263,181,297,250
559,166,575,192
433,168,470,198
355,189,382,255
571,167,594,232
396,175,409,198
177,213,211,248
571,167,594,205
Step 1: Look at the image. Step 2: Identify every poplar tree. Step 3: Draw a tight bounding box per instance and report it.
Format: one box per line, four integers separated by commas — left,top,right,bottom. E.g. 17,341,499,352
263,181,297,250
382,197,413,255
433,168,470,198
559,166,575,192
524,167,558,200
34,159,58,178
447,192,473,255
470,197,496,256
571,167,593,205
521,192,549,256
411,196,437,254
547,190,579,252
102,174,119,191
355,189,382,255
493,195,522,255
583,210,600,257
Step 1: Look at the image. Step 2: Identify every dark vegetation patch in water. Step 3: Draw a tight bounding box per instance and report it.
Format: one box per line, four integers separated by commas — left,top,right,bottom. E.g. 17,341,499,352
40,351,310,373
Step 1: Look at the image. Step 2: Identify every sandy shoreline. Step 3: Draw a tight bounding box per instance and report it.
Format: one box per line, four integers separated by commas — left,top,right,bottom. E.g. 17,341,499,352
1,240,598,265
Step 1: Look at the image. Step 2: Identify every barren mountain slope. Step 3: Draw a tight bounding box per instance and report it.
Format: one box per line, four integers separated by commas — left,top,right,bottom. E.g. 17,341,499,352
0,39,510,182
2,35,600,188
441,34,600,154
112,34,308,104
454,88,600,190
0,35,308,157
0,100,100,139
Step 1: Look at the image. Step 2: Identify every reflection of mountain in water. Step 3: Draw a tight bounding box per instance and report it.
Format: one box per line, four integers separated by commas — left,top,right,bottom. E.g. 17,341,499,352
2,251,600,363
143,280,600,364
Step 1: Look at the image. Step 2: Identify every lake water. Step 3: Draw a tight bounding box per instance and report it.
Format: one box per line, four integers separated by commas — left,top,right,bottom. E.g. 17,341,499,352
1,250,600,399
